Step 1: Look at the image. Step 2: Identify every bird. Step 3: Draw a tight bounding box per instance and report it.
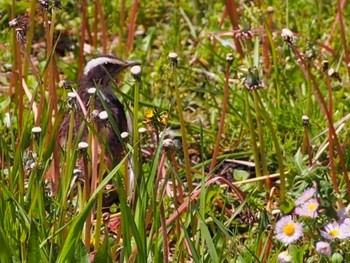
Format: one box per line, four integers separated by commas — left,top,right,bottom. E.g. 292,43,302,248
58,55,140,173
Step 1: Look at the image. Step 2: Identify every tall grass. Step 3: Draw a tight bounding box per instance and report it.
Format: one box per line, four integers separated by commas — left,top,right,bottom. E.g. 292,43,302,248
0,0,350,262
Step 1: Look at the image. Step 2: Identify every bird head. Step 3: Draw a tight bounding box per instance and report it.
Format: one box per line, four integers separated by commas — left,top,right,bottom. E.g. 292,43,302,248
82,55,140,87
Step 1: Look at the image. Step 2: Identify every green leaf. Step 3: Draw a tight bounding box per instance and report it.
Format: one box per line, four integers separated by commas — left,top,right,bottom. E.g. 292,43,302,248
56,156,127,263
233,169,250,181
0,226,14,263
27,221,40,263
72,240,89,263
94,236,112,263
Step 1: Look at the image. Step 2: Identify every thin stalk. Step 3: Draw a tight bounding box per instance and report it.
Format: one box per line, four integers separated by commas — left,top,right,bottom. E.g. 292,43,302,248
337,0,350,79
132,73,141,199
291,45,349,201
94,125,107,251
244,91,263,180
224,0,244,58
302,122,313,165
78,0,87,79
126,0,138,54
326,74,341,207
118,0,126,55
169,54,193,193
209,56,231,173
93,1,98,48
23,0,37,77
252,91,268,178
255,93,285,201
83,150,91,251
160,200,169,263
95,0,107,54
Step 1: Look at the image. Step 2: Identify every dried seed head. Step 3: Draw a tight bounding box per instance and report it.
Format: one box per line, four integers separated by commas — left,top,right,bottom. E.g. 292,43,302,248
4,112,11,128
31,127,42,134
39,0,61,13
8,14,30,30
121,132,129,139
98,111,108,120
226,53,234,64
266,6,274,14
73,169,82,175
131,65,142,79
169,52,178,66
91,110,99,120
78,141,89,150
328,68,342,82
302,115,309,126
87,87,96,95
163,138,175,149
138,127,147,134
281,28,295,45
15,28,26,45
244,67,266,91
67,92,76,98
322,60,329,72
67,92,77,108
102,212,110,223
169,52,178,60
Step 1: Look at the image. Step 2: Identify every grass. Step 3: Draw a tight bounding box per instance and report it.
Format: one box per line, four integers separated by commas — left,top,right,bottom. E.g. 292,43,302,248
0,0,350,262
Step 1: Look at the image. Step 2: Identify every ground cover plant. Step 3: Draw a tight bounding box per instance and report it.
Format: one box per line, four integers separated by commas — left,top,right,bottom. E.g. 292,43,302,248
0,0,350,262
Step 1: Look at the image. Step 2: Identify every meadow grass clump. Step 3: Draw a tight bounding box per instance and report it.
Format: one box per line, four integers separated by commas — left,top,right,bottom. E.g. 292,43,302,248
0,1,349,262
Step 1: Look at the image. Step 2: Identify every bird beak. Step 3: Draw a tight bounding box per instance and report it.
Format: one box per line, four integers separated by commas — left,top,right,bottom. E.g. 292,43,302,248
124,60,141,68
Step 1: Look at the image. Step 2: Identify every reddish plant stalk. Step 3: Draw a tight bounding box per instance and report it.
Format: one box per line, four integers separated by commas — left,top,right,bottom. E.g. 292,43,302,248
209,60,231,173
78,0,88,79
291,45,350,201
126,0,138,54
325,74,341,206
224,0,244,58
336,0,350,79
95,0,107,54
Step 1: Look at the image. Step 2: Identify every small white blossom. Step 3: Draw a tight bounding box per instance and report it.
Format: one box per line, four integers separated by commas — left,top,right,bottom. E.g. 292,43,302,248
278,251,292,263
275,216,303,245
78,141,89,150
88,87,96,95
315,241,331,256
31,127,42,134
98,111,108,120
121,132,129,139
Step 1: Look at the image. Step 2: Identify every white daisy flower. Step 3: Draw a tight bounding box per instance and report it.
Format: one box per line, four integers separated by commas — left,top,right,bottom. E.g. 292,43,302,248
294,198,319,218
321,222,346,240
295,187,316,206
275,216,303,245
315,241,331,256
278,251,292,263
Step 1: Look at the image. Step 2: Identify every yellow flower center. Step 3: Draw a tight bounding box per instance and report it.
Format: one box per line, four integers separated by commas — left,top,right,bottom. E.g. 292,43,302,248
283,223,296,236
308,203,317,211
329,229,339,237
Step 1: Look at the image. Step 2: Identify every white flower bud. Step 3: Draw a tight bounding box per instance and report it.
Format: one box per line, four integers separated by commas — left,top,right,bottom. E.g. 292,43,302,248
78,141,89,150
98,111,108,120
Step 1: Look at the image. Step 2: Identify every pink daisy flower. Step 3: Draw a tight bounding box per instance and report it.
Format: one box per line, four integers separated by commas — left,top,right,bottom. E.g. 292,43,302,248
321,222,346,240
315,241,331,256
294,198,319,218
275,216,303,245
278,251,292,263
295,187,316,206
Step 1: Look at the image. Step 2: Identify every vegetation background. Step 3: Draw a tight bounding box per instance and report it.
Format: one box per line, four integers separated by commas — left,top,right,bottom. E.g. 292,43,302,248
0,0,349,262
